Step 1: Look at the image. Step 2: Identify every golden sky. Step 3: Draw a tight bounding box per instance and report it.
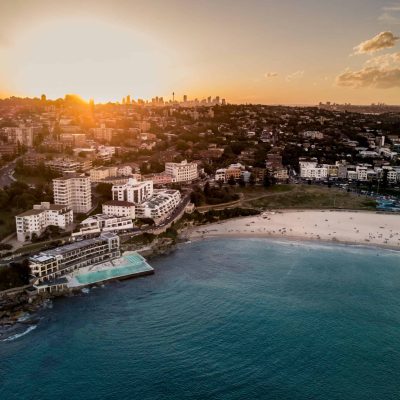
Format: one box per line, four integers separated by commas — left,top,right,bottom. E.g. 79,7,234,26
1,0,400,104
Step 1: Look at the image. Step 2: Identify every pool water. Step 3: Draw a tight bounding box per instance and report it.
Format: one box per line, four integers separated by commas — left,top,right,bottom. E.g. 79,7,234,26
75,254,153,285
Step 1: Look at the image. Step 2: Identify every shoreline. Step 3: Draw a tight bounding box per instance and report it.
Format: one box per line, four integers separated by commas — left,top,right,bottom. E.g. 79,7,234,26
187,231,400,253
186,209,400,252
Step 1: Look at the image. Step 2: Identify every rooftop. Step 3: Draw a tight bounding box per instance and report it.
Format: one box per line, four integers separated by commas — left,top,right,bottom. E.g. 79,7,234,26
103,200,135,207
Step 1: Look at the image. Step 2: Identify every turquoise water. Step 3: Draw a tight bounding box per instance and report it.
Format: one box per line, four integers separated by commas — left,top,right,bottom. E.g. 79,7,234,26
1,238,400,399
75,254,153,285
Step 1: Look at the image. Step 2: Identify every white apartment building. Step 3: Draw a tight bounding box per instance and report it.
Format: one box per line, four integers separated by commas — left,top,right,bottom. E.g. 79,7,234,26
215,168,226,182
299,161,328,180
102,200,136,218
165,160,198,182
112,178,153,204
356,166,368,181
29,233,120,290
72,214,134,237
15,202,73,242
135,189,181,221
53,174,92,214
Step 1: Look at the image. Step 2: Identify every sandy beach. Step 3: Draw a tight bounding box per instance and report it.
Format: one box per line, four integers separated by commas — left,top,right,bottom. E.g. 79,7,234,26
188,210,400,250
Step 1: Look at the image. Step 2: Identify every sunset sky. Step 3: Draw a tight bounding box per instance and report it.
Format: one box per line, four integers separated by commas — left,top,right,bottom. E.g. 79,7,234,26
1,0,400,104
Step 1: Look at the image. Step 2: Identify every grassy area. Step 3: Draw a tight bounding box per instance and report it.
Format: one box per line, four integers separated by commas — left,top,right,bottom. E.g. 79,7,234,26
234,184,294,201
244,185,376,210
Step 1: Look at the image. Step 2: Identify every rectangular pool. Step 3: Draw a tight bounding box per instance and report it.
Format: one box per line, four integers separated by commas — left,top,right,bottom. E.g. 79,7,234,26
75,254,154,285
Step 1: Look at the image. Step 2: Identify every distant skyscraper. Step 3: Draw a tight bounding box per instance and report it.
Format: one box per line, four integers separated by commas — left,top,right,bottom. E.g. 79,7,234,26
41,94,46,102
183,95,187,103
215,96,220,104
126,95,131,104
207,96,211,103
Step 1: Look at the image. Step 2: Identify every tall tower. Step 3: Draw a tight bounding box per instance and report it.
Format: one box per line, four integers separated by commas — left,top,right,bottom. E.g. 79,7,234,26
172,92,175,102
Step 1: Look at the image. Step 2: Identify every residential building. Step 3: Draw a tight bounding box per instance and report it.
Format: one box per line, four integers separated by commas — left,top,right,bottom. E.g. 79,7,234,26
4,125,34,147
142,172,173,185
48,157,92,174
102,200,136,218
135,189,181,221
92,124,114,142
53,174,92,213
165,160,198,182
72,214,134,237
15,202,73,242
89,166,118,183
112,178,153,204
215,168,226,182
299,161,328,180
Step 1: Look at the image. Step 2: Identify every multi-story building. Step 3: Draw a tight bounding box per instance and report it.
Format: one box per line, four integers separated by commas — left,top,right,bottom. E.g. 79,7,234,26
48,158,92,174
29,232,120,291
215,168,226,182
102,200,136,218
135,189,181,221
89,166,118,183
273,168,289,181
142,172,173,185
112,178,153,204
165,160,198,182
0,144,18,157
72,214,134,237
53,174,92,214
225,164,243,181
299,160,328,180
15,202,73,242
92,124,114,142
97,146,116,162
4,125,34,147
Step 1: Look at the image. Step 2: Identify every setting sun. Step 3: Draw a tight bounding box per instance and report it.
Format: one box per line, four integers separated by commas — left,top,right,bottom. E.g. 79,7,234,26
8,18,177,101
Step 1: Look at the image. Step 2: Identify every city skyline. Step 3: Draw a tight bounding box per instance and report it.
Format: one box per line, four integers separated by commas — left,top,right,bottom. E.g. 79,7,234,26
1,0,400,104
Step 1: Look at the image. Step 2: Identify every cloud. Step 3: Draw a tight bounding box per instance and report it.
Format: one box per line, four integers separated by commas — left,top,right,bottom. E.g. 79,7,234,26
353,31,399,54
336,66,400,89
365,52,400,67
286,70,304,81
264,72,278,78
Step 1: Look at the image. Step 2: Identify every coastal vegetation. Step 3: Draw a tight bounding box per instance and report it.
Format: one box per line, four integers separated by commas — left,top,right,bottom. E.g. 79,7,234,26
190,183,239,206
0,260,30,291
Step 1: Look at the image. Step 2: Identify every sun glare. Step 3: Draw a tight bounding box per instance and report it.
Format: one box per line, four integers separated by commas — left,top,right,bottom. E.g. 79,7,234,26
9,18,174,102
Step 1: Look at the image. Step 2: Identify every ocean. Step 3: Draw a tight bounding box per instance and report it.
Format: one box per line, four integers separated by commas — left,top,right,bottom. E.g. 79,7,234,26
1,238,400,400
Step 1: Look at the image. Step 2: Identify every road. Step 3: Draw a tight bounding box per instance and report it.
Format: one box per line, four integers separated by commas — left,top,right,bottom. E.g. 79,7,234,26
0,159,18,188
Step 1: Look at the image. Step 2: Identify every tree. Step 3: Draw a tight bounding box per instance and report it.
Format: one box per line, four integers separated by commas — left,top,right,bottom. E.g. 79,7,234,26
95,183,113,200
228,176,236,186
249,173,256,186
203,182,211,196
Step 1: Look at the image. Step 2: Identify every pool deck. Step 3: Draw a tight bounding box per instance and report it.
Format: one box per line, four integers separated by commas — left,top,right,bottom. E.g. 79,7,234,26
67,252,154,289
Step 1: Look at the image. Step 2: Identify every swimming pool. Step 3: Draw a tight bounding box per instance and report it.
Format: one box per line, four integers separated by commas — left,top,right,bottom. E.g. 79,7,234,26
75,254,154,285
